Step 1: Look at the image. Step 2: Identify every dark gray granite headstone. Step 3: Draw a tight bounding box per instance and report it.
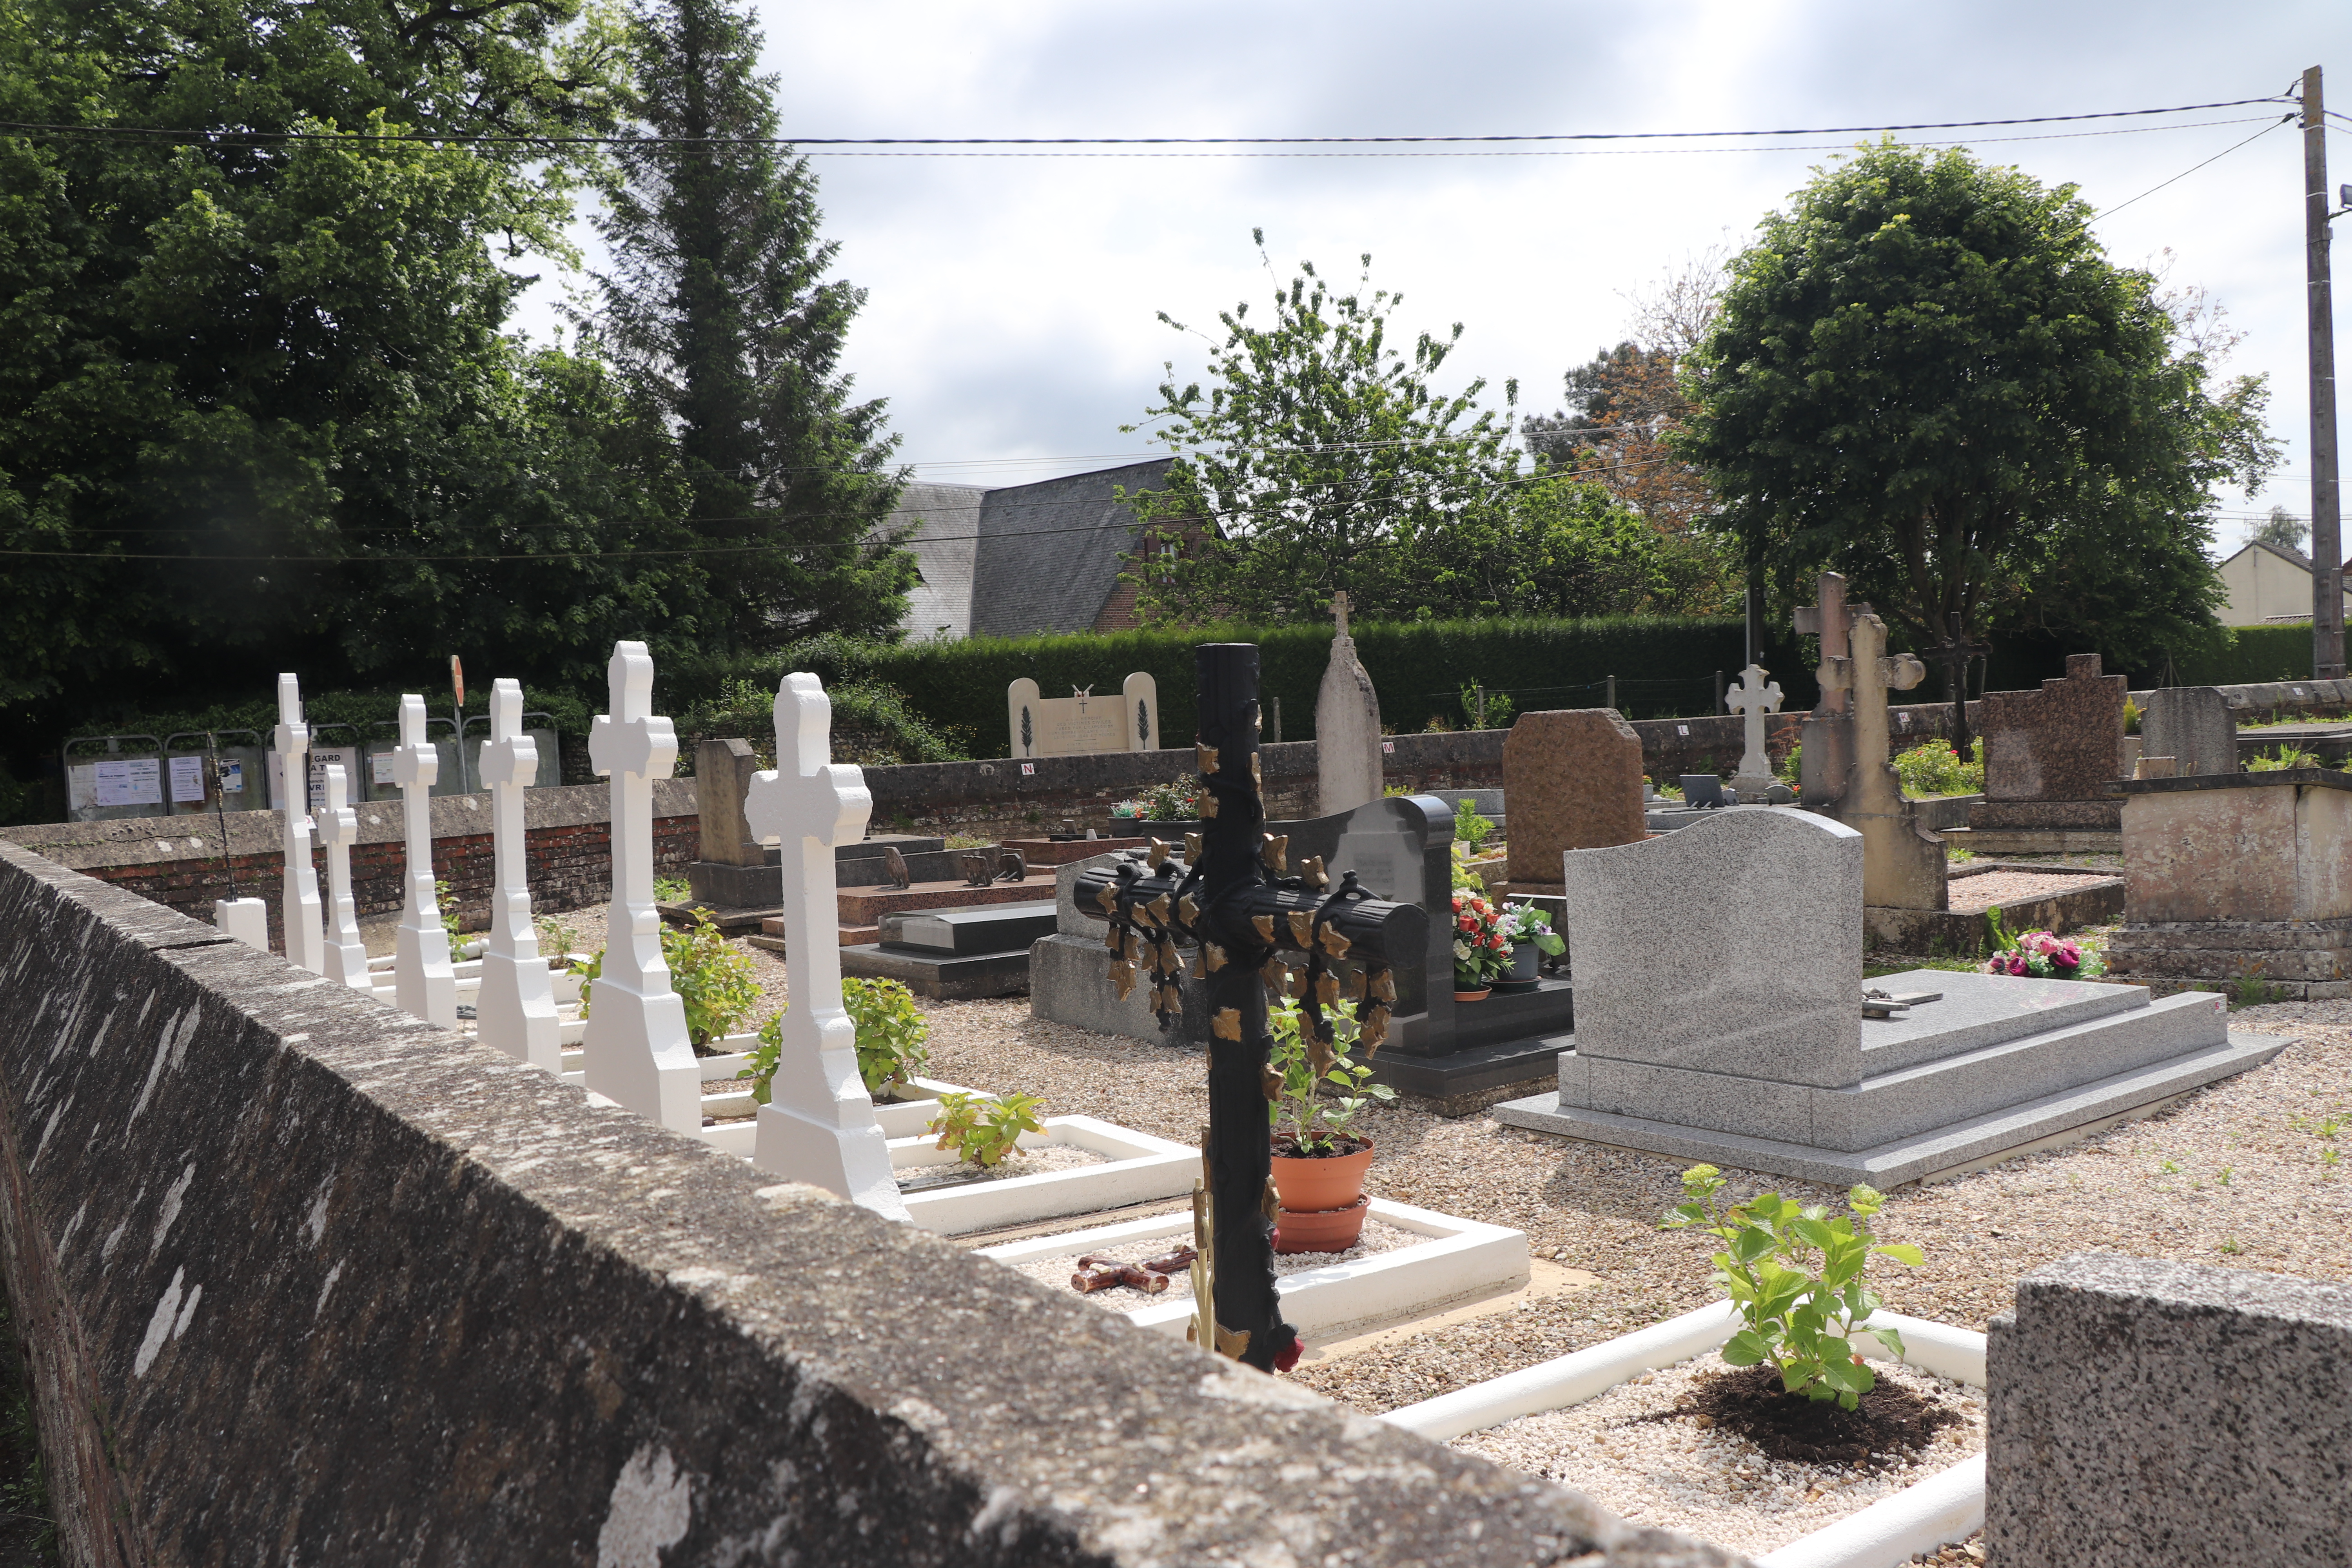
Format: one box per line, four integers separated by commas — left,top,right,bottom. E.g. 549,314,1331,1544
1987,1253,2352,1566
2141,686,2238,778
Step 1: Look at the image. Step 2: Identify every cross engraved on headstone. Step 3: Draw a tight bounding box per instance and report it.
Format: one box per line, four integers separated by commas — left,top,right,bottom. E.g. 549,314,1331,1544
475,679,561,1071
744,672,907,1219
1724,663,1784,796
315,763,371,990
273,674,326,975
583,642,704,1132
391,694,458,1027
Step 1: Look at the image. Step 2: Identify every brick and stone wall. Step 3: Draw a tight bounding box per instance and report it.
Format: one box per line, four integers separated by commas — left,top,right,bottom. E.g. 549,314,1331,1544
0,840,1732,1568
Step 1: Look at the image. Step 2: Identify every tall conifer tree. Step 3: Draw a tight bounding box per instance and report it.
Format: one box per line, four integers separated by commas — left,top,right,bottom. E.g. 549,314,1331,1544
590,0,912,654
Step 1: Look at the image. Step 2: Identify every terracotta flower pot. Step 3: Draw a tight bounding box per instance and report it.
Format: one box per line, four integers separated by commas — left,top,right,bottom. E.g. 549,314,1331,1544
1274,1195,1370,1254
1270,1136,1374,1214
1454,987,1492,1002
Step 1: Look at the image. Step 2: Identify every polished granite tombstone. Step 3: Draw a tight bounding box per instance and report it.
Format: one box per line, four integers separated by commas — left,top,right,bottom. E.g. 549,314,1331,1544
1029,795,1576,1097
1968,653,2129,833
1495,806,2288,1184
839,900,1057,1000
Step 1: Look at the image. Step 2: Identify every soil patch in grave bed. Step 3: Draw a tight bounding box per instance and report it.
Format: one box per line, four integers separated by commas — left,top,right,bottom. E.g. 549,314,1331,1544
1001,1218,1423,1310
1450,1350,1985,1559
896,1144,1107,1193
1632,1361,1964,1469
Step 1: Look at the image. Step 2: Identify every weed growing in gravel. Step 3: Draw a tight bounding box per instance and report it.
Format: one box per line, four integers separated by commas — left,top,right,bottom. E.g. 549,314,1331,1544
2160,1159,2183,1175
2220,1236,2244,1255
2217,1167,2234,1187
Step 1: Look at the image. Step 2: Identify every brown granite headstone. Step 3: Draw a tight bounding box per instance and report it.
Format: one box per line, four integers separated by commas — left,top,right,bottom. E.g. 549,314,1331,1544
1969,654,2127,830
1504,709,1647,886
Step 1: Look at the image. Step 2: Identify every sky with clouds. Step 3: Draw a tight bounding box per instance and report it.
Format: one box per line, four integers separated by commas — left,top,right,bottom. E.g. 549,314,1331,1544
513,0,2352,554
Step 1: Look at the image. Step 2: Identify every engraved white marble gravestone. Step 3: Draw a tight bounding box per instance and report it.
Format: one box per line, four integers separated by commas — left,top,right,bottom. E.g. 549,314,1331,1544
745,672,908,1219
272,675,327,975
474,679,561,1071
1006,672,1159,758
316,763,371,989
1725,663,1784,800
583,642,704,1132
391,694,459,1027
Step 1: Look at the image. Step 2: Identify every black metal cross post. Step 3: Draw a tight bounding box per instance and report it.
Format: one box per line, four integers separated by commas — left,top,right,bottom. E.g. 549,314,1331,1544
1074,643,1425,1372
1932,614,1991,761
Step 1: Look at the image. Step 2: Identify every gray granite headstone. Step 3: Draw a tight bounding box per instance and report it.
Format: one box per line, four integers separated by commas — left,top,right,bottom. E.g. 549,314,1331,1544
696,738,764,865
2141,686,2237,778
1563,806,1863,1088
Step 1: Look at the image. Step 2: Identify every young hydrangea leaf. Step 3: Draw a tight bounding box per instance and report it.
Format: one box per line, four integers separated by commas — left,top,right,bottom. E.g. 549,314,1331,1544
1874,1242,1926,1266
1870,1326,1907,1359
1790,1216,1836,1252
1720,1329,1771,1366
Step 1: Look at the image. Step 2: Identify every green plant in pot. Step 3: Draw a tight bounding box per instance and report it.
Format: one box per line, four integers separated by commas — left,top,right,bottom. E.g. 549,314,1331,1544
1499,901,1565,990
1266,997,1396,1252
741,976,931,1104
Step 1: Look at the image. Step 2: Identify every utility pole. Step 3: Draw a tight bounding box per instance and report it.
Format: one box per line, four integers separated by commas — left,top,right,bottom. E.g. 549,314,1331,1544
2304,65,2345,678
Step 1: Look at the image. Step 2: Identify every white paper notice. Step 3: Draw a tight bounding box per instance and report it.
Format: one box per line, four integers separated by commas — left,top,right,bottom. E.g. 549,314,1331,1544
169,755,205,804
93,758,161,808
371,753,396,786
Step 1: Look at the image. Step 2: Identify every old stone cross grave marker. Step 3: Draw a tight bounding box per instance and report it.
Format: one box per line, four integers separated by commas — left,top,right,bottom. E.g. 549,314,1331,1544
273,674,326,975
1816,604,1946,912
583,642,704,1132
1724,662,1784,800
475,679,561,1072
744,673,907,1219
392,695,459,1028
316,763,371,990
1315,590,1385,816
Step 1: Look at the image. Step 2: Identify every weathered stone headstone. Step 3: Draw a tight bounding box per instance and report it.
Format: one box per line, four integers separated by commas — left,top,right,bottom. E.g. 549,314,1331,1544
1007,672,1160,758
1724,662,1783,800
1503,710,1646,887
745,673,908,1219
315,763,371,990
1823,612,1947,912
1970,653,2128,833
685,738,780,908
475,679,561,1072
272,675,326,975
2141,686,2237,778
583,643,704,1132
391,695,458,1029
1793,572,1857,807
1315,590,1384,816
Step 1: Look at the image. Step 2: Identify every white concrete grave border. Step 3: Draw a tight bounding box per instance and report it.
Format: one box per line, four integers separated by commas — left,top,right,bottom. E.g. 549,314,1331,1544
979,1197,1529,1339
1381,1301,1988,1568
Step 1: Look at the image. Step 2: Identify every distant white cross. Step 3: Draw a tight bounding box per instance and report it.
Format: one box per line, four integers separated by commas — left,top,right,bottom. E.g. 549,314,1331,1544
273,674,326,975
315,763,370,989
391,694,457,1027
475,679,561,1071
583,642,702,1131
744,672,907,1218
1725,663,1785,789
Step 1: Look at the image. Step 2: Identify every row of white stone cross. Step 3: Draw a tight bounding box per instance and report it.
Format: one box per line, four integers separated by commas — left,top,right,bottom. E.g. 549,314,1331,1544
233,640,905,1220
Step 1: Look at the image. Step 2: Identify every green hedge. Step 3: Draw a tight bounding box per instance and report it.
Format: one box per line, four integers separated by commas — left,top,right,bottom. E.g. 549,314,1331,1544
2163,624,2324,688
57,686,600,749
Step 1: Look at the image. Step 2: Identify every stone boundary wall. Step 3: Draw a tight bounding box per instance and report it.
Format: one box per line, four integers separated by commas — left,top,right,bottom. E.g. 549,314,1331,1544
0,841,1729,1568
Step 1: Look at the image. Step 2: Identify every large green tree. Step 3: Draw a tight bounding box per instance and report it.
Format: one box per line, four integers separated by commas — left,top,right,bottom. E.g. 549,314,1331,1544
586,0,913,656
1124,236,1520,624
1679,140,2280,697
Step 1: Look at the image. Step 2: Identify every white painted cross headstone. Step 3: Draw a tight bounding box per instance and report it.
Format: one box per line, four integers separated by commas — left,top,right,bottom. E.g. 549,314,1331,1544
1725,663,1785,799
392,695,458,1027
475,679,561,1071
744,673,907,1219
273,674,327,975
316,764,371,989
583,642,703,1132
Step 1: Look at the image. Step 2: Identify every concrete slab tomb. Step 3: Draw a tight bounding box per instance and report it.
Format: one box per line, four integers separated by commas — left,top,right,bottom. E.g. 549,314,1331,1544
1494,806,2286,1185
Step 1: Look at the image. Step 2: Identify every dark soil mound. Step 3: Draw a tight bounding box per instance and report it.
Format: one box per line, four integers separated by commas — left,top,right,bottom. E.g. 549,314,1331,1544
1640,1362,1964,1468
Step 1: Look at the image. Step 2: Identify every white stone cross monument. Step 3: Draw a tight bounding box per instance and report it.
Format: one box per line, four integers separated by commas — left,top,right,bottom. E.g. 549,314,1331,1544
272,674,327,975
474,679,561,1071
1725,663,1784,801
745,673,908,1220
391,695,459,1027
583,642,704,1132
316,764,371,989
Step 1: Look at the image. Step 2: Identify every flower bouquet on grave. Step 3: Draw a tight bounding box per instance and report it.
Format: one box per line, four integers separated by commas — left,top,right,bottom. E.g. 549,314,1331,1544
1451,891,1511,997
1984,909,2105,980
1497,902,1566,989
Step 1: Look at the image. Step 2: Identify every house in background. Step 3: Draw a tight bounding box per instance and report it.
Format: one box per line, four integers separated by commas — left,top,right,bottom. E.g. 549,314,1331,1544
888,458,1201,639
2215,539,2352,626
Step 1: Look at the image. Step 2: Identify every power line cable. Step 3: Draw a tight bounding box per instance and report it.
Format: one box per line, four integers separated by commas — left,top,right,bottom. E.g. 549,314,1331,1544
2091,114,2295,220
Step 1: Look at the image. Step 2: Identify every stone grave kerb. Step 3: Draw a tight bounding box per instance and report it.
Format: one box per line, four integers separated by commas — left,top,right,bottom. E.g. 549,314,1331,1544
475,679,561,1072
1819,613,1947,912
583,642,704,1133
272,674,326,975
744,673,906,1219
1981,653,2128,803
1724,663,1784,797
390,694,458,1028
314,762,370,990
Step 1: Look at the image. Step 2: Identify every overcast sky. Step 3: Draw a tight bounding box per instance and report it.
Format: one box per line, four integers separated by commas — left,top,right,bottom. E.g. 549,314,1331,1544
514,1,2352,554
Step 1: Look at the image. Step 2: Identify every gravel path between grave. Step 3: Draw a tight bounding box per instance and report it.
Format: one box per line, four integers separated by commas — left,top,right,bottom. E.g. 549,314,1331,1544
1450,1350,1985,1559
1006,1218,1422,1309
898,1143,1103,1190
1944,869,2115,912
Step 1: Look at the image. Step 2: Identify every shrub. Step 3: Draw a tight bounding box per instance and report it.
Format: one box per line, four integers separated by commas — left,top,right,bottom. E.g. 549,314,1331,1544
742,975,932,1102
1266,997,1395,1154
2247,744,2321,772
928,1090,1047,1168
1893,737,1985,795
1453,798,1495,855
587,911,763,1049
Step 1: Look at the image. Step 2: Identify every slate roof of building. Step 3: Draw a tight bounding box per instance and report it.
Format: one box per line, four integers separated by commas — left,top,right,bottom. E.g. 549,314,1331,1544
885,458,1176,639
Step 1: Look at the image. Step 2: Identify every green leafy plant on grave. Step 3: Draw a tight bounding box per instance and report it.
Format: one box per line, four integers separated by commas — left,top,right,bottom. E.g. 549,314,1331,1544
928,1090,1047,1169
1778,740,1802,784
1893,737,1985,796
435,878,462,949
1267,996,1396,1155
2123,697,2144,735
741,977,933,1104
2246,744,2321,773
1662,1166,1924,1410
653,873,693,903
664,911,763,1050
536,913,583,960
1138,774,1205,820
1454,798,1496,856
